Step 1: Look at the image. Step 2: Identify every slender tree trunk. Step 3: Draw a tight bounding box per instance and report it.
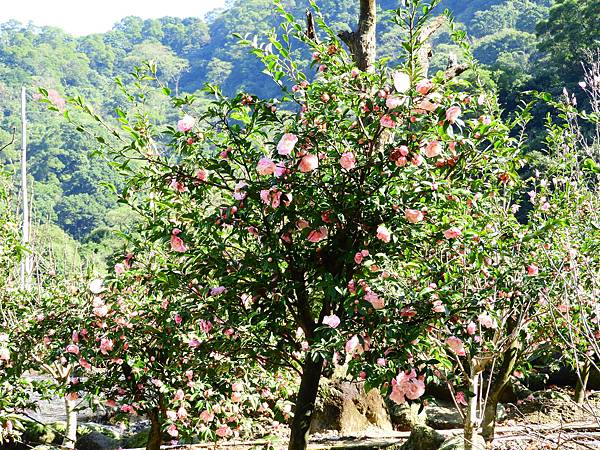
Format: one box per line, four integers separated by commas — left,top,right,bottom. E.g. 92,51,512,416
62,397,77,449
146,408,162,450
288,355,324,450
338,0,377,71
575,360,591,405
481,339,521,442
464,369,480,450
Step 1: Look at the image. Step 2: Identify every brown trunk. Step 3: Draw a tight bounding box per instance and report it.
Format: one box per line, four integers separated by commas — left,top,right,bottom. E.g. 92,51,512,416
575,360,591,404
146,408,162,450
481,338,521,442
288,355,324,450
338,0,377,71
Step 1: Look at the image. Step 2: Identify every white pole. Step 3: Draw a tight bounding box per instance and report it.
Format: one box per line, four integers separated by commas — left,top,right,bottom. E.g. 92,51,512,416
20,86,31,290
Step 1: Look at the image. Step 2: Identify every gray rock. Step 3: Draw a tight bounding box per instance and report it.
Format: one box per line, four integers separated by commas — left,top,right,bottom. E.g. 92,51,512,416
123,427,150,449
389,402,427,431
438,434,486,450
399,425,445,450
75,431,118,450
425,403,463,430
311,379,393,434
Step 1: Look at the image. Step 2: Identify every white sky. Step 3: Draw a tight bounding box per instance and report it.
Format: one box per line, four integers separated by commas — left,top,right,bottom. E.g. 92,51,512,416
0,0,227,36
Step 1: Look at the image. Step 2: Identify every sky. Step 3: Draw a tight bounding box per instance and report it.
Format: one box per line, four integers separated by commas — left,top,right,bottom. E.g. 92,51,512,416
0,0,227,36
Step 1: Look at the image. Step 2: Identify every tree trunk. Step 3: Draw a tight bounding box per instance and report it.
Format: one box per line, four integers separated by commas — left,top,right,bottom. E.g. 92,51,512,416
288,355,324,450
481,339,521,442
575,360,591,404
338,0,377,71
146,408,162,450
463,369,479,450
61,396,77,449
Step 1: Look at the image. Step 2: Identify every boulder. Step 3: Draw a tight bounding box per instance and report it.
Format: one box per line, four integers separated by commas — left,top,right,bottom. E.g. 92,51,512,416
123,427,150,449
22,420,65,446
75,431,119,450
425,403,463,430
389,402,427,431
399,425,445,450
438,434,486,450
311,379,393,434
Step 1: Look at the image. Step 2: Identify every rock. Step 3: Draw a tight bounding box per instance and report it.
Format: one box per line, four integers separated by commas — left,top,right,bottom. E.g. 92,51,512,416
389,402,427,431
76,431,119,450
425,403,463,430
311,379,393,434
438,434,486,450
399,425,445,450
78,423,122,441
22,420,66,445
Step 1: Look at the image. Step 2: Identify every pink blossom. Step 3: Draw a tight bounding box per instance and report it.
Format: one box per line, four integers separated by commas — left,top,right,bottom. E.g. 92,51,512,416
400,307,416,318
210,286,226,296
200,319,213,333
364,291,385,309
455,391,468,406
376,225,391,243
432,300,445,313
297,219,309,230
0,348,10,361
354,252,364,264
99,338,113,355
66,344,79,355
541,202,550,211
351,68,360,78
167,424,178,438
405,209,424,224
233,182,247,200
412,155,424,166
446,336,466,356
415,79,433,95
114,263,125,275
216,425,232,438
174,313,183,325
173,389,185,401
445,106,462,124
200,410,214,422
386,96,403,109
169,178,187,193
89,278,104,294
307,226,328,243
260,188,282,209
322,314,340,328
443,227,462,239
177,114,195,132
277,133,298,156
389,369,426,404
377,358,387,366
380,114,396,128
79,358,92,370
256,157,276,176
527,264,539,276
479,115,492,125
340,152,356,170
466,322,477,335
299,154,319,172
170,229,187,253
274,162,287,177
196,169,208,182
345,335,360,354
231,392,242,402
478,313,496,329
424,140,442,158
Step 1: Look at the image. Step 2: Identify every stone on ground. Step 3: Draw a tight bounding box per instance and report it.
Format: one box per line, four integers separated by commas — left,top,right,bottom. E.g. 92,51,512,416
398,425,445,450
75,430,119,450
389,402,427,431
438,434,486,450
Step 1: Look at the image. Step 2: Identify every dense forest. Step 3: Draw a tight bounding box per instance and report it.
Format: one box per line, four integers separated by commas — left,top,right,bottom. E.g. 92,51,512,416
0,0,597,269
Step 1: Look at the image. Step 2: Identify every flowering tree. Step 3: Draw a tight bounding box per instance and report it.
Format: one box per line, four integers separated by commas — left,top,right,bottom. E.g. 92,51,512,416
57,1,543,449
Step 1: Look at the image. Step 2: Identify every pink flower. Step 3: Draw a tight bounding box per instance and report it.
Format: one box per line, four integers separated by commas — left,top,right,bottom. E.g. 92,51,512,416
405,209,424,224
527,264,539,276
79,358,92,370
432,300,445,313
174,389,185,401
169,178,187,193
256,157,276,176
389,369,426,404
66,344,79,355
478,313,496,329
354,252,364,264
0,348,10,361
196,169,208,182
307,227,328,243
170,229,187,252
277,133,298,156
322,314,340,328
340,152,356,170
466,321,477,335
364,291,385,309
445,106,462,124
299,154,319,172
380,114,396,128
345,335,360,354
216,425,231,438
231,391,242,402
377,358,387,366
351,68,360,78
177,114,195,132
479,115,492,125
167,424,178,438
210,286,226,296
446,336,466,356
376,225,391,243
443,227,462,239
415,79,433,95
455,391,468,406
114,263,125,275
200,410,214,422
386,96,403,109
99,338,113,355
233,181,247,200
174,313,183,325
424,140,442,158
260,188,282,209
274,162,287,177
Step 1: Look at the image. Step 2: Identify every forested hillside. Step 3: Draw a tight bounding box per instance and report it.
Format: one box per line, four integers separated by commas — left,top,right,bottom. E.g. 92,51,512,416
0,0,596,265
